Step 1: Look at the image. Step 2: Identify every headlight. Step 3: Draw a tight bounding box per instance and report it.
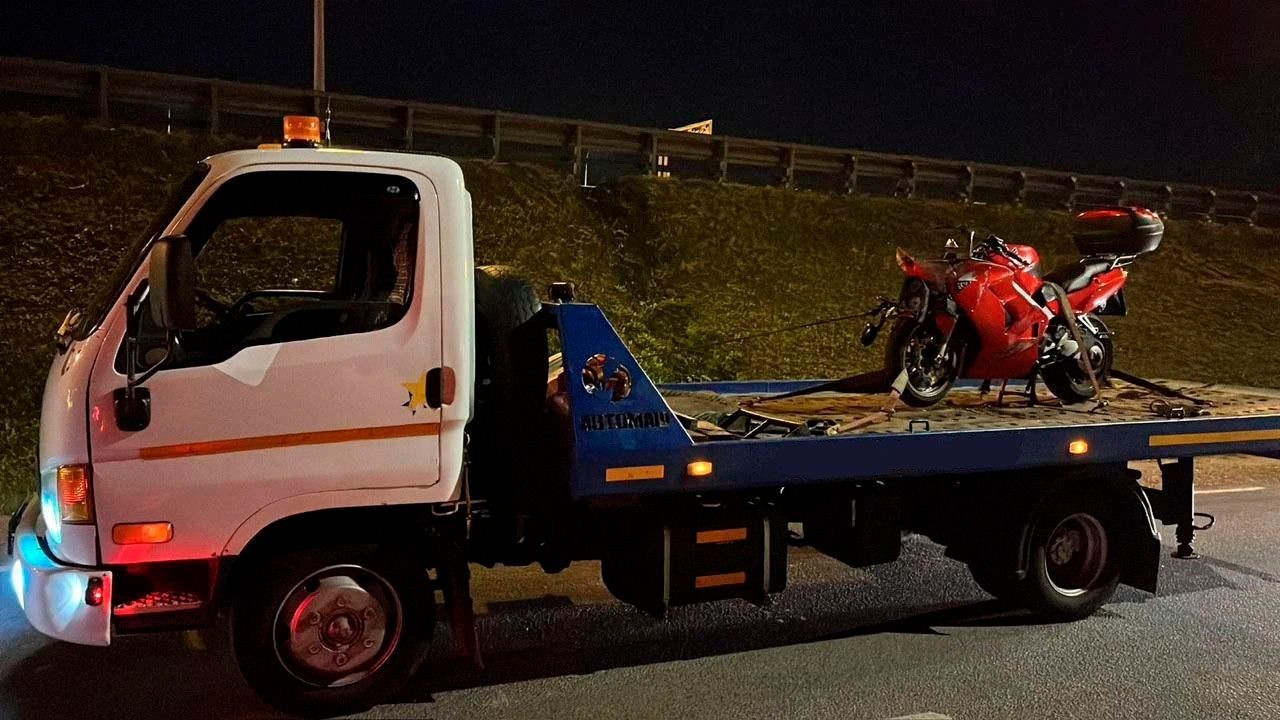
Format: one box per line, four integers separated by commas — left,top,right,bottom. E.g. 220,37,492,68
40,473,60,544
901,278,929,313
42,464,94,540
56,465,94,524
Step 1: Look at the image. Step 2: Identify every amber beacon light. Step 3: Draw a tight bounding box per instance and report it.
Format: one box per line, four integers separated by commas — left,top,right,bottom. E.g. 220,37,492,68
283,115,323,147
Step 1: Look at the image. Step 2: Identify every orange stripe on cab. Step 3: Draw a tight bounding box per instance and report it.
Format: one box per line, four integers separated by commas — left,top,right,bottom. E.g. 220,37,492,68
138,422,439,460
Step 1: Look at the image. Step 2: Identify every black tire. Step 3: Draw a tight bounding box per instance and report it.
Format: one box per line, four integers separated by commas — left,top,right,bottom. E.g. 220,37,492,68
471,266,551,538
473,265,546,427
231,545,433,717
1042,315,1113,404
885,318,963,407
1018,495,1121,622
1096,325,1115,381
1041,364,1096,404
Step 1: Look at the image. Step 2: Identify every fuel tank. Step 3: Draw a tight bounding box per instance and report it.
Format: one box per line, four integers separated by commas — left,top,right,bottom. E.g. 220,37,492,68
991,243,1042,292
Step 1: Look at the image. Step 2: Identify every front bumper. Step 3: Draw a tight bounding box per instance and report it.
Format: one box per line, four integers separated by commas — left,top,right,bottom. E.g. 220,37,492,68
8,494,112,646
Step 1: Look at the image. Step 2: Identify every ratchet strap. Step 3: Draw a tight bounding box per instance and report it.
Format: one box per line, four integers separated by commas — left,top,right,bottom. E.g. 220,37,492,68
1040,281,1107,411
1109,368,1215,417
747,367,895,404
824,370,909,435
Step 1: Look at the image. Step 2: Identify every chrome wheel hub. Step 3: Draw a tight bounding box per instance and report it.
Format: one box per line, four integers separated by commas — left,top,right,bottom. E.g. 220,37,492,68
1048,529,1082,565
904,325,955,395
275,567,402,687
1045,513,1108,597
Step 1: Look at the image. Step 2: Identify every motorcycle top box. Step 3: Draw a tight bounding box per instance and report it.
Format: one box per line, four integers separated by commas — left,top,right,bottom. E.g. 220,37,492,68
1070,207,1164,257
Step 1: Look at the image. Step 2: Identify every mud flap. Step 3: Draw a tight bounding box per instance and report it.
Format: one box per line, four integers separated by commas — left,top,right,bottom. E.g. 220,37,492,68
1119,481,1162,593
438,539,484,670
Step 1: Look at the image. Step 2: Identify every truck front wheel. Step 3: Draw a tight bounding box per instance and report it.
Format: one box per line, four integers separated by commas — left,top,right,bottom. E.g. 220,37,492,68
231,545,433,716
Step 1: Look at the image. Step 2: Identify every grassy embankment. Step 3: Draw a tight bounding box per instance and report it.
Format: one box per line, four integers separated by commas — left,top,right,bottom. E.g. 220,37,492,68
2,113,1278,508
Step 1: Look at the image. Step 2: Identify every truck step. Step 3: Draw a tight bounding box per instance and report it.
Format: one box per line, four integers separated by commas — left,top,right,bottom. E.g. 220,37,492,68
114,590,204,616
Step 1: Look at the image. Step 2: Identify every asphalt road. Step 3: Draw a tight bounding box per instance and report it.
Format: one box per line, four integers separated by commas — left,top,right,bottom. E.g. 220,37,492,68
4,484,1280,720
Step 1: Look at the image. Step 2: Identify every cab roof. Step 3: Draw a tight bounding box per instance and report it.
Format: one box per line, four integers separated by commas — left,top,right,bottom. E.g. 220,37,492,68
199,147,467,192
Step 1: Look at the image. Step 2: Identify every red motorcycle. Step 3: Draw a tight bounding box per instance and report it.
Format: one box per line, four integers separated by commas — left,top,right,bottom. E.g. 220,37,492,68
862,207,1164,406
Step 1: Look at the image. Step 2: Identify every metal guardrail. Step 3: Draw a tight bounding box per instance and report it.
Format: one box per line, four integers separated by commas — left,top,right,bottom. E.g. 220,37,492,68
2,55,1277,226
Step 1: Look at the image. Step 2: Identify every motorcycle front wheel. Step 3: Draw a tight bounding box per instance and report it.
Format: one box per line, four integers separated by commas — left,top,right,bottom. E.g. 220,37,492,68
885,318,963,407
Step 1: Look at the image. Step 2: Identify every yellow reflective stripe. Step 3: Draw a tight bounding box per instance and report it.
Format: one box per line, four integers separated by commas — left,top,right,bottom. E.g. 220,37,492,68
604,465,666,483
1149,429,1280,447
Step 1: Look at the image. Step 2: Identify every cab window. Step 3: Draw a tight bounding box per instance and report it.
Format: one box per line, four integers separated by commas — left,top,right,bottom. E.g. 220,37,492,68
122,170,420,371
195,216,344,310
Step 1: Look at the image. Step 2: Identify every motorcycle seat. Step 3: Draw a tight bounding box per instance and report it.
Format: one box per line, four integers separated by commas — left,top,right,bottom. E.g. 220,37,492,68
1043,258,1114,294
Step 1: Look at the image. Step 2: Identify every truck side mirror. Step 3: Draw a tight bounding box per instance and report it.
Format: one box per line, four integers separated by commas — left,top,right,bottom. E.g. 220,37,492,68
149,235,196,332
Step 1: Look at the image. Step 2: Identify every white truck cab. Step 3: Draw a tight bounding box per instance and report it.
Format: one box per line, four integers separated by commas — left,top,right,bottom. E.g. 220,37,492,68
11,121,482,711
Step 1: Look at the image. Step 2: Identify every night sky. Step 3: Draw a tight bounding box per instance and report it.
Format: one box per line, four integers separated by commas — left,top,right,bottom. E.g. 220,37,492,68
4,1,1276,189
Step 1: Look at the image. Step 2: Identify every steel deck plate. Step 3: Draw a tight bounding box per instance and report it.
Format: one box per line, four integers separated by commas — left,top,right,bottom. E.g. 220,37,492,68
661,380,1280,437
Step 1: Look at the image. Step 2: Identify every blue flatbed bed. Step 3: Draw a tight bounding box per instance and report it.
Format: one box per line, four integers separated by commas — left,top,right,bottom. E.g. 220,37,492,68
550,303,1280,500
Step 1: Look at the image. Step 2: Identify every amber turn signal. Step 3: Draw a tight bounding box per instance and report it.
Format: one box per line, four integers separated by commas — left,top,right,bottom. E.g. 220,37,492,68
112,522,174,545
686,460,714,478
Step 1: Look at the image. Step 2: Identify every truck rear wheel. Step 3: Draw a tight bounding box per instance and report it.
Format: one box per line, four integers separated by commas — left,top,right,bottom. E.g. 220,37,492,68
1019,497,1120,622
231,544,433,717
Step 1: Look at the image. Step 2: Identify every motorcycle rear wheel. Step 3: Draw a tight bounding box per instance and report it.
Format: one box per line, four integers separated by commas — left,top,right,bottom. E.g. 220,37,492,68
886,318,963,407
1042,317,1113,404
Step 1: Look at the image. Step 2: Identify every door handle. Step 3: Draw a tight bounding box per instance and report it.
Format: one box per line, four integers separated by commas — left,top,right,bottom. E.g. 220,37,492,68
425,367,455,408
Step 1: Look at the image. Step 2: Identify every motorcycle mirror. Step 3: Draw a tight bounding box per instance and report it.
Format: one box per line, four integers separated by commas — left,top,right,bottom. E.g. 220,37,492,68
860,322,881,347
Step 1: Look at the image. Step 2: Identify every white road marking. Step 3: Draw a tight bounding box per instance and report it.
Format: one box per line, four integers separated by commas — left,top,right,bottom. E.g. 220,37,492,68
886,714,952,720
1195,486,1266,495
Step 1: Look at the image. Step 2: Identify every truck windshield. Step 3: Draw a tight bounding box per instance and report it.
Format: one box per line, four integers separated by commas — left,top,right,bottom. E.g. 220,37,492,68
72,162,210,340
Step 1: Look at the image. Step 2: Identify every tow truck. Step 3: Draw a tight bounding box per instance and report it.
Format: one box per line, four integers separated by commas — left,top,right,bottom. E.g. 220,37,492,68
9,116,1280,716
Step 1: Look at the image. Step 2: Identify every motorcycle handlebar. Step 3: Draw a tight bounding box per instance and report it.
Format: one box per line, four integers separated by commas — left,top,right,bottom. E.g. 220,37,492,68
979,235,1029,266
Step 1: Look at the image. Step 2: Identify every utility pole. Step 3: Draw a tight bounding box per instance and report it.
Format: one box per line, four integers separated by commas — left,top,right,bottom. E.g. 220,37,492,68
313,0,325,93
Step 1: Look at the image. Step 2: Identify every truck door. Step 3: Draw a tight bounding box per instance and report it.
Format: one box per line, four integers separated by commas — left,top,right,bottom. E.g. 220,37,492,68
88,166,444,564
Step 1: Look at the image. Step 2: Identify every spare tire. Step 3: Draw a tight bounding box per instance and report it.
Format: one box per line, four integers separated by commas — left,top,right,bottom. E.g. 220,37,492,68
473,265,546,419
471,266,547,497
